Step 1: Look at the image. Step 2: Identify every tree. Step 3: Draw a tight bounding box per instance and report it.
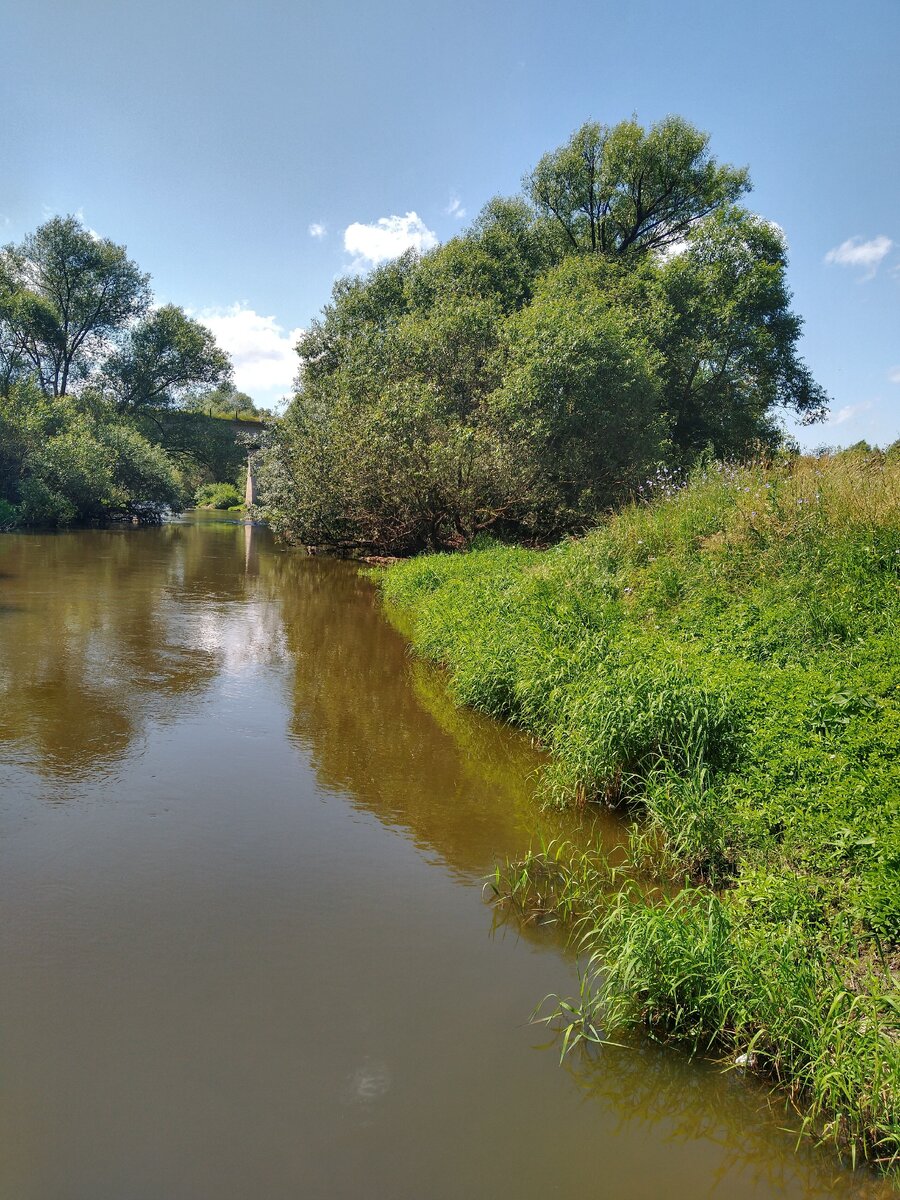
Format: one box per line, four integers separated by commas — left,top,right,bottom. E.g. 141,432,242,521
528,116,749,258
299,252,417,386
188,383,262,420
656,207,828,455
260,116,828,553
0,215,243,524
490,255,668,530
102,303,231,413
0,215,150,396
406,200,553,317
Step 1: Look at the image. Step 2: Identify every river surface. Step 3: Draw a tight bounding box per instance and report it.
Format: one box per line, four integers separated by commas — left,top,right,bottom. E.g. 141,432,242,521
0,514,892,1200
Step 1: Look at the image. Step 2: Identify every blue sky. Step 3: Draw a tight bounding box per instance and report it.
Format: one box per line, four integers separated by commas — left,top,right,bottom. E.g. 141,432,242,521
3,0,898,446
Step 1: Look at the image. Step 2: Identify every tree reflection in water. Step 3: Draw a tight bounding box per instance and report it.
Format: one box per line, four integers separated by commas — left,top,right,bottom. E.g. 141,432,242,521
0,519,274,784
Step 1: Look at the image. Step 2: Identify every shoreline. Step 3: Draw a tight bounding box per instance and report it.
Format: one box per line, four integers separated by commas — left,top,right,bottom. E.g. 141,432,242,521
375,451,900,1177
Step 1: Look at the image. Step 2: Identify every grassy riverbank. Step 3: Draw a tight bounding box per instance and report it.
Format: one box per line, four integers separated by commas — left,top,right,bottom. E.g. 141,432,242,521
379,449,900,1171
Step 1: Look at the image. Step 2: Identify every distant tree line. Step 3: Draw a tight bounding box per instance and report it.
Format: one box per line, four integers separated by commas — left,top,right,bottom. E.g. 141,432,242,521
259,116,828,553
0,216,248,526
186,385,273,423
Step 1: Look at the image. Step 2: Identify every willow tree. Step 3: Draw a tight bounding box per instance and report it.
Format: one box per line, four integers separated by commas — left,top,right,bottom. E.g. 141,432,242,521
260,116,828,553
528,116,749,258
656,207,828,454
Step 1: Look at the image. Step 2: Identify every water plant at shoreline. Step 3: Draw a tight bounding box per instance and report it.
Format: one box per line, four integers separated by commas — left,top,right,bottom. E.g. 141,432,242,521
379,447,900,1172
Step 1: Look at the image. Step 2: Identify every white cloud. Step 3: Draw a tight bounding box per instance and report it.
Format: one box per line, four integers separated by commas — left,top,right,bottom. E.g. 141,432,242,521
195,304,303,396
824,235,893,278
889,367,900,384
343,211,438,267
308,222,327,240
445,195,466,220
829,400,873,426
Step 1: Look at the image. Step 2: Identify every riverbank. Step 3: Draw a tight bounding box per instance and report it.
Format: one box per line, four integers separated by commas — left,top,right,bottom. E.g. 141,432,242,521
378,449,900,1173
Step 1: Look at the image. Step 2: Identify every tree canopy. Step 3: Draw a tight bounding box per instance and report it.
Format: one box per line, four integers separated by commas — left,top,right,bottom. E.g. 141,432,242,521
528,116,750,257
187,383,272,421
0,216,231,411
260,115,827,553
0,216,151,396
0,216,240,526
103,304,231,414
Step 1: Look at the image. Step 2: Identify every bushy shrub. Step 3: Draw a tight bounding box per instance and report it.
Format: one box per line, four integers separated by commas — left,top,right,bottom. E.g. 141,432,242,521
0,381,184,525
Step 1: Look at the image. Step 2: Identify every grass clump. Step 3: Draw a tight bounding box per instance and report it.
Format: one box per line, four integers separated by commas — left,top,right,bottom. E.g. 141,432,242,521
194,481,243,509
380,448,900,1171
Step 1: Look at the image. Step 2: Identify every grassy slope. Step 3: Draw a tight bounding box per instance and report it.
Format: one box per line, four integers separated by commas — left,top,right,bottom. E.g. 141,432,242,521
380,450,900,1169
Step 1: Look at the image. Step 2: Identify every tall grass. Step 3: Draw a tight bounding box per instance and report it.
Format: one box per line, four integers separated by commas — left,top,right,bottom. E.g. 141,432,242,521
380,448,900,1172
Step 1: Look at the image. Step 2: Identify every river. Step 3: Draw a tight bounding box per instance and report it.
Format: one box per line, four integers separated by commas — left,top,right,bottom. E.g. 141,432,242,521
0,513,891,1199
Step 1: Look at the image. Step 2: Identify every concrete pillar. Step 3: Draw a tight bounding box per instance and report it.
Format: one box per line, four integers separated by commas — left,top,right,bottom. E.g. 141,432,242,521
245,454,256,508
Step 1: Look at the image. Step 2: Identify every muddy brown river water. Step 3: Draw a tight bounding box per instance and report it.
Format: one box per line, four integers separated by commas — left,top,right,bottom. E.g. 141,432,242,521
0,514,893,1199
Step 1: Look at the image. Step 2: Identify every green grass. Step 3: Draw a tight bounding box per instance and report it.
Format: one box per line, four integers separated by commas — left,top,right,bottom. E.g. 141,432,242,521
194,481,243,509
379,448,900,1173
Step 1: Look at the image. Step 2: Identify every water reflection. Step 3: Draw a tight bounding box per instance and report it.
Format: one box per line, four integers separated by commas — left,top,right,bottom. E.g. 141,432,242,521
545,1034,894,1199
0,518,618,892
0,529,206,779
270,551,606,879
0,517,891,1199
0,522,285,783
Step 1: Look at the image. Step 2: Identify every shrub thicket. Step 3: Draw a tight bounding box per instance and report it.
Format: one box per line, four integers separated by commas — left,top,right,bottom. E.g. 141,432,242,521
0,380,184,525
